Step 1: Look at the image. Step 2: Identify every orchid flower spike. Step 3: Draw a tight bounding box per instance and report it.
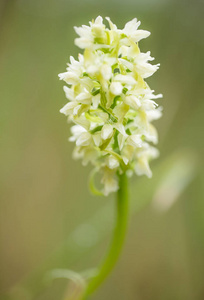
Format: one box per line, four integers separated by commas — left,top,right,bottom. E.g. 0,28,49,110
59,16,162,196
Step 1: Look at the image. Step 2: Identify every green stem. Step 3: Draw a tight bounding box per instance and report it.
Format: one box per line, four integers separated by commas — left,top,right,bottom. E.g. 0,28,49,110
82,172,129,299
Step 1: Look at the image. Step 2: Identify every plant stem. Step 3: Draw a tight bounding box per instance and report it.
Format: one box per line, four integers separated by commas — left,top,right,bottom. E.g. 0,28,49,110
82,172,129,299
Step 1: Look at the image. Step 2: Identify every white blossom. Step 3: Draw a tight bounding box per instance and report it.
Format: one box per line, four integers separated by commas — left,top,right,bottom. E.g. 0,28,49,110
59,16,162,196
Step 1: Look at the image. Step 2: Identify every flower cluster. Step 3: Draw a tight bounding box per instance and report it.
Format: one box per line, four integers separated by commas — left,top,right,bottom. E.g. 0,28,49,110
59,16,162,196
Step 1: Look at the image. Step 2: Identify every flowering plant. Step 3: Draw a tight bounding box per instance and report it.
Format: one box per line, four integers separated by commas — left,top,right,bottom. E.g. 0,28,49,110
59,16,162,299
59,16,162,196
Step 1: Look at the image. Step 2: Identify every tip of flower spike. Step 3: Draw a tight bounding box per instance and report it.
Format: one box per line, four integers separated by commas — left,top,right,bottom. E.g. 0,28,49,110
94,15,103,25
105,17,117,30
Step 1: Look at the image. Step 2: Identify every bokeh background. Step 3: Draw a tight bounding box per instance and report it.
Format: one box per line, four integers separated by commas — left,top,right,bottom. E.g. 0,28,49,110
0,0,204,299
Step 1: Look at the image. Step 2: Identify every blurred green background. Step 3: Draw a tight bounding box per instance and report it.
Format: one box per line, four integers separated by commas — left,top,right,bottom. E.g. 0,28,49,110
0,0,204,299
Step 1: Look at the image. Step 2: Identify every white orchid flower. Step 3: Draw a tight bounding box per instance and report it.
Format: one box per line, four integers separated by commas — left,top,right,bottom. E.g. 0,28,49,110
59,16,162,195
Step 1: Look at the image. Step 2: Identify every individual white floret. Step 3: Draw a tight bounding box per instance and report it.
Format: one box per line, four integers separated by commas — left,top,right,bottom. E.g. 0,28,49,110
101,168,119,196
101,124,113,140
